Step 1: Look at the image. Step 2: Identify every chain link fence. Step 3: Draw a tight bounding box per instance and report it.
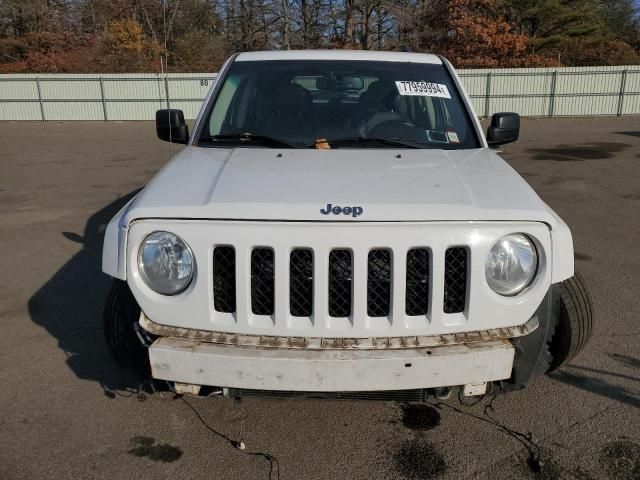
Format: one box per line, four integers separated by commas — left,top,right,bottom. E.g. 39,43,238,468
1,66,639,121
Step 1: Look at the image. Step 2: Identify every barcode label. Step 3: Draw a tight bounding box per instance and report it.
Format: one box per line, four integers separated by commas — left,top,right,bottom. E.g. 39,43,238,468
395,81,451,99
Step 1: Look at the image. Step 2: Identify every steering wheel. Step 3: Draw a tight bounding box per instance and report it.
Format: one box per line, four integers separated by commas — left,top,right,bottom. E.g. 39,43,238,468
367,119,427,142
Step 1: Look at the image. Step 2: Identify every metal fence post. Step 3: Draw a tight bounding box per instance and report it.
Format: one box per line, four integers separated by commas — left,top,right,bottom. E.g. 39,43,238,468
617,69,628,117
35,76,45,122
548,71,558,117
99,76,108,121
484,71,492,117
164,75,171,109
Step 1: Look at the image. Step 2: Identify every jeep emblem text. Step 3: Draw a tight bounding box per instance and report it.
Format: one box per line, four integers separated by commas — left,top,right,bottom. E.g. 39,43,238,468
320,203,363,217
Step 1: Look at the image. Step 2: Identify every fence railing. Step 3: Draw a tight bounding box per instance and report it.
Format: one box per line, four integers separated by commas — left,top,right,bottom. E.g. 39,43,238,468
0,73,214,121
459,66,640,117
1,66,639,121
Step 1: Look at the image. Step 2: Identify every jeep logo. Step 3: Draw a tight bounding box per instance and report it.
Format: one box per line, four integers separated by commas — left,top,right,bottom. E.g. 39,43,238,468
320,203,363,218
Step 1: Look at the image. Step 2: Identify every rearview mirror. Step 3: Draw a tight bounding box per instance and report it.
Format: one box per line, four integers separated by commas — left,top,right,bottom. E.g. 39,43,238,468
156,109,189,144
315,75,364,91
486,112,520,147
342,76,364,90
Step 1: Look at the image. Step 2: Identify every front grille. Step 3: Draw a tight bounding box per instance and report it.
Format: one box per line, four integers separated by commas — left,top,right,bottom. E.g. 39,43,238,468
406,248,430,316
328,249,353,317
443,247,468,314
213,246,236,313
367,249,392,317
251,248,275,315
290,249,313,317
212,244,470,321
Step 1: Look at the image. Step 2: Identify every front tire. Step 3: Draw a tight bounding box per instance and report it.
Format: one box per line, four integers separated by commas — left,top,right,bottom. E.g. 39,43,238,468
103,279,152,379
548,273,594,371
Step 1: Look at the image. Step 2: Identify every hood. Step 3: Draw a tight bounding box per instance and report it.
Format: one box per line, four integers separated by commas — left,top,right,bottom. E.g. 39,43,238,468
124,146,556,223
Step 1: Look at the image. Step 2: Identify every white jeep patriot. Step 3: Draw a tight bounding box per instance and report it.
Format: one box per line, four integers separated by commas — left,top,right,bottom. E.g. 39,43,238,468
102,50,592,400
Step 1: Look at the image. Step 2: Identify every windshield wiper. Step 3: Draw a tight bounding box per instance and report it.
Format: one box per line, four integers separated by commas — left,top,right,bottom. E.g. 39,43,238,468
204,133,296,148
324,137,423,149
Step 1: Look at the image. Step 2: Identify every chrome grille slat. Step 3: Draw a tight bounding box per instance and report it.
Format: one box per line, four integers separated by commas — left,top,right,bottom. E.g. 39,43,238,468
212,246,236,313
367,249,392,317
251,248,275,315
328,249,353,317
443,247,468,314
290,249,314,317
405,248,430,316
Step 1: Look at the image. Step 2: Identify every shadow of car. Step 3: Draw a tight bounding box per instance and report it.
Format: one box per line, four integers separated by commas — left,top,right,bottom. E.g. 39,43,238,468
28,190,141,396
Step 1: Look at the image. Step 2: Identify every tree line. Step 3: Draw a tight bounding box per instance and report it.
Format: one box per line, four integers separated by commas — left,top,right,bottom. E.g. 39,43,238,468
0,0,638,73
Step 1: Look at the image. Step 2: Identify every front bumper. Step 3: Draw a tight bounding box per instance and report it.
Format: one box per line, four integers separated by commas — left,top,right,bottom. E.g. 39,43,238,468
149,337,515,392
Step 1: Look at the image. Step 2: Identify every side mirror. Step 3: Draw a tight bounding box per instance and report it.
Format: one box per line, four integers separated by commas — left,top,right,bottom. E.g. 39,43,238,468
156,109,189,144
486,112,520,147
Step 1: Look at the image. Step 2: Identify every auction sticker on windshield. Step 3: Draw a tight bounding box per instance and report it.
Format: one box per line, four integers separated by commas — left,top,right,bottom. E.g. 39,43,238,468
395,81,451,99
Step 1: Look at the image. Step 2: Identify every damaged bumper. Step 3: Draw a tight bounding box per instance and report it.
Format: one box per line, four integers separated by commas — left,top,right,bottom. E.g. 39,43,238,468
142,313,547,392
149,337,515,392
141,281,559,393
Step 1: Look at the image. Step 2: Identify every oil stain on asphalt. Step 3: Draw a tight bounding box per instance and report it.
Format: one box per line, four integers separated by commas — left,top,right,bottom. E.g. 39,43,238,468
393,437,447,480
599,439,640,480
575,252,593,262
389,404,446,479
401,404,442,431
128,436,183,463
528,142,630,161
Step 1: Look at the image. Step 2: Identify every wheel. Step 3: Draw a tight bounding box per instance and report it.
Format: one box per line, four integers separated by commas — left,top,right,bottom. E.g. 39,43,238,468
548,273,594,372
103,279,153,379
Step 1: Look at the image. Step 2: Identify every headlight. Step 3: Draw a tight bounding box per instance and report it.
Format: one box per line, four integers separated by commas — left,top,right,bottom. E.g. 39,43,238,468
138,231,194,295
485,234,538,296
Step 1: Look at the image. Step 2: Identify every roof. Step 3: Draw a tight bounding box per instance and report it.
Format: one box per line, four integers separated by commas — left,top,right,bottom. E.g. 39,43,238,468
235,50,443,64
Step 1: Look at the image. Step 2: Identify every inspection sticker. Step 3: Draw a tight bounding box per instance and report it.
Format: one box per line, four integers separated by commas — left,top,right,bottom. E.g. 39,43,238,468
395,81,451,99
446,130,460,143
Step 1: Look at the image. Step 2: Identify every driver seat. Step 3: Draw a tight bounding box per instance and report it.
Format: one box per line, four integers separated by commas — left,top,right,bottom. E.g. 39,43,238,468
350,80,402,136
261,83,314,140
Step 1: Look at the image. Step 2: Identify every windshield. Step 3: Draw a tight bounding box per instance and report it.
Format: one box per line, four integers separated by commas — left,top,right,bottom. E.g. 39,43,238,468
198,60,480,149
